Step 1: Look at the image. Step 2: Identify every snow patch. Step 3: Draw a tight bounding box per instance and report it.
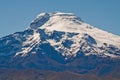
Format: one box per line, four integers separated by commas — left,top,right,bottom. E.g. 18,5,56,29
15,30,40,56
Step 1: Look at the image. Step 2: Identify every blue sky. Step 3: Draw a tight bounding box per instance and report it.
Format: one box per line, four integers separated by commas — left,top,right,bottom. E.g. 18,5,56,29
0,0,120,37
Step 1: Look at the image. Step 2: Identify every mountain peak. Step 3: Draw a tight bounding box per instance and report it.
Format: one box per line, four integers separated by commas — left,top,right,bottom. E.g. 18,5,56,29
0,12,120,78
30,12,82,29
0,12,120,59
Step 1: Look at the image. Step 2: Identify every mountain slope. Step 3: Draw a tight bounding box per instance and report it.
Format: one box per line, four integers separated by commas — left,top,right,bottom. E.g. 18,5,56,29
0,69,120,80
0,12,120,79
0,69,103,80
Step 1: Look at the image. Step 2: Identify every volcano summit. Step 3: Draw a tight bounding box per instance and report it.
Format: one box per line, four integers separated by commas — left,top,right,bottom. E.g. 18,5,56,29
0,12,120,80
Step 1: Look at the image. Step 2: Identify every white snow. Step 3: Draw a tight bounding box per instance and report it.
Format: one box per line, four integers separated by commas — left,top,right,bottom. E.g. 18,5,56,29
15,30,40,56
15,12,120,58
37,12,120,49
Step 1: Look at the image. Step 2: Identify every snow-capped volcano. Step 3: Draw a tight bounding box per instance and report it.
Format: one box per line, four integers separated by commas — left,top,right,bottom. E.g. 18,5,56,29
0,12,120,74
9,12,119,58
32,12,120,47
